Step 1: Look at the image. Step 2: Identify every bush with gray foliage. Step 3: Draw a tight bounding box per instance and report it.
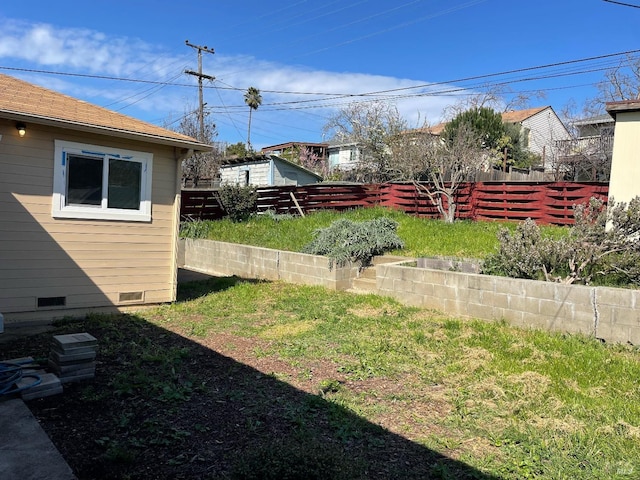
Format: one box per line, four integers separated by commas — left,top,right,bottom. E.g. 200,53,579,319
303,217,404,270
482,196,640,286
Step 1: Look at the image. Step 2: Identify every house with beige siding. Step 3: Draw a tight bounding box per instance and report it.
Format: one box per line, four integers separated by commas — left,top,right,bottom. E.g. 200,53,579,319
606,100,640,206
0,74,210,324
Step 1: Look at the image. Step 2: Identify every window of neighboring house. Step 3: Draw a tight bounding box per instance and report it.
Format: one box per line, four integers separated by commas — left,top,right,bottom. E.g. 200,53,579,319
53,140,153,222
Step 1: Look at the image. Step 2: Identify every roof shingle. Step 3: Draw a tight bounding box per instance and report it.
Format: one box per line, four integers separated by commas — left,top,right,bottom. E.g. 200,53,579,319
0,74,209,150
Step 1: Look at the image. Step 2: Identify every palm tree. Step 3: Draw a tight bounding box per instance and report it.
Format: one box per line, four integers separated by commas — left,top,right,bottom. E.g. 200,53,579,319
244,87,262,152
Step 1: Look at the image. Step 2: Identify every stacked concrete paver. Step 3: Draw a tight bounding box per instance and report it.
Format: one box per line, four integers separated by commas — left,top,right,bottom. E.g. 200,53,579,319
48,333,97,384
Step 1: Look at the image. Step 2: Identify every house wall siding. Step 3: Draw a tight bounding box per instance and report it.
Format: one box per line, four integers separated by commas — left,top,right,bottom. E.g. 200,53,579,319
220,161,270,186
0,119,179,322
273,161,319,186
522,108,570,160
328,146,359,170
608,110,640,206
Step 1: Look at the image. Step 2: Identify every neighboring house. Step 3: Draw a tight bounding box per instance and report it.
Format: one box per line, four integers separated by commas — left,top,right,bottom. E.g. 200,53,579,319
606,100,640,206
555,113,614,181
261,141,328,164
219,154,322,186
405,106,570,170
327,141,362,171
500,106,570,167
0,74,210,323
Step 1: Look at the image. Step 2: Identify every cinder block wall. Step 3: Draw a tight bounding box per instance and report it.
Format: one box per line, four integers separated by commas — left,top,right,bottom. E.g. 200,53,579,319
179,239,640,345
180,239,358,290
377,263,640,345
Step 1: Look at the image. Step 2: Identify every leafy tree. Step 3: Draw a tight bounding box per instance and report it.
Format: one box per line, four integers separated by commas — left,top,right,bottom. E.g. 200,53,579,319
499,122,540,169
226,142,248,158
442,107,504,156
323,100,408,183
244,87,262,152
442,107,535,170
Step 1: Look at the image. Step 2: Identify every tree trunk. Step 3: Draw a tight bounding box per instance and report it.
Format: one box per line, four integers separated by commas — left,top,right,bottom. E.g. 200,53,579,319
247,108,253,152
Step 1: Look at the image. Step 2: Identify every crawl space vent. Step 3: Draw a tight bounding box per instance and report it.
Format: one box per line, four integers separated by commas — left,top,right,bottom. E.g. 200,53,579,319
37,296,66,308
119,292,144,302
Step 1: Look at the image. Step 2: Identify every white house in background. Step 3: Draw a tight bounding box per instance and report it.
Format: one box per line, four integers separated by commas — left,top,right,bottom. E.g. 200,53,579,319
555,113,615,181
500,106,570,168
219,154,322,186
327,141,362,172
424,107,570,168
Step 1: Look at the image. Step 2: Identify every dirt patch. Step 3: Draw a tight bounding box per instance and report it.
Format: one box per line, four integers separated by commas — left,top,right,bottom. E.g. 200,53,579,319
0,316,495,480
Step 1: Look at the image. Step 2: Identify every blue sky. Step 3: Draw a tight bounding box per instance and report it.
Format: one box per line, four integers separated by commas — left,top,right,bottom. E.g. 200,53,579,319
1,0,638,150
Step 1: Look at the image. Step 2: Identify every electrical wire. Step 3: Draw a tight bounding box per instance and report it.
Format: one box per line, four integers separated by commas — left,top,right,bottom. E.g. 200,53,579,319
2,48,638,100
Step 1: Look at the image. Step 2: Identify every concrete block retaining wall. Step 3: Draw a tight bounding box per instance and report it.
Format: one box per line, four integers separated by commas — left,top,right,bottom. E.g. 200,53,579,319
180,239,359,291
179,239,640,345
377,263,640,345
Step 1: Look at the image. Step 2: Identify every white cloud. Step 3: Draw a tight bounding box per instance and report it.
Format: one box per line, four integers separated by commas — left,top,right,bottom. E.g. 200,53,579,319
0,18,467,143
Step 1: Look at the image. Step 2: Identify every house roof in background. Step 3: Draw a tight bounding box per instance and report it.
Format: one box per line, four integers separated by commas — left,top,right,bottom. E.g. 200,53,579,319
574,113,614,126
501,106,548,123
261,141,328,152
0,74,210,151
407,106,557,136
221,154,323,180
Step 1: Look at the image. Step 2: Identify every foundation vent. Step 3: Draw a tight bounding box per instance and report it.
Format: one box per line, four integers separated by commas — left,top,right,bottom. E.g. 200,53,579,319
119,291,144,303
37,296,66,308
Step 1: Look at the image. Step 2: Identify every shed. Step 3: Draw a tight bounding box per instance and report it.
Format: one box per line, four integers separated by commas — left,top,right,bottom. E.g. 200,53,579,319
0,74,210,324
220,154,322,186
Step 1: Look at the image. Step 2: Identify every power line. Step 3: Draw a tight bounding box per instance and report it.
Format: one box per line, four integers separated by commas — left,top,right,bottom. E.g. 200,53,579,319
2,47,638,101
602,0,640,8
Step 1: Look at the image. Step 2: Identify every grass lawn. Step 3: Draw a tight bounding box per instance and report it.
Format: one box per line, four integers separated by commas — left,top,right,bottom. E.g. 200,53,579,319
3,277,638,479
180,206,549,259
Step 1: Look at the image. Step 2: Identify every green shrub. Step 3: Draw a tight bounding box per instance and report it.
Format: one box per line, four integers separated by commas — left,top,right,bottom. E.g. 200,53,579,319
302,217,404,269
179,219,215,239
218,184,258,222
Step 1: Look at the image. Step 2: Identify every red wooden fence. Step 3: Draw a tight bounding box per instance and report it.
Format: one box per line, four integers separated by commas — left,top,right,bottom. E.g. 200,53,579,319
181,182,609,225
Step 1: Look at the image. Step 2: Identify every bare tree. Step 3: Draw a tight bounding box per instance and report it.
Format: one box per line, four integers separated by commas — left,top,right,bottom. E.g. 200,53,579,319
587,54,640,114
392,123,486,223
556,102,613,181
323,100,408,183
442,85,546,121
175,109,221,188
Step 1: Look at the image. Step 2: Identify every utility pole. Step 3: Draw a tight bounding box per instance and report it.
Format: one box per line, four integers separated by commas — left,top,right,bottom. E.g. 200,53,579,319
185,40,215,141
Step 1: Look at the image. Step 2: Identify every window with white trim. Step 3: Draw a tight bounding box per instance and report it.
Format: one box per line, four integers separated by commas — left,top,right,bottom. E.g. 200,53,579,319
53,140,153,222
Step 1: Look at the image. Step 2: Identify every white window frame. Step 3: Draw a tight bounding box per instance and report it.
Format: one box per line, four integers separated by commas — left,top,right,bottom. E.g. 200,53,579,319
53,140,153,222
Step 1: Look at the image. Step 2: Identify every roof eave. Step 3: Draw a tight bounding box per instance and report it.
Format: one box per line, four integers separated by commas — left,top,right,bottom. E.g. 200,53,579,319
606,101,640,120
1,110,212,152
